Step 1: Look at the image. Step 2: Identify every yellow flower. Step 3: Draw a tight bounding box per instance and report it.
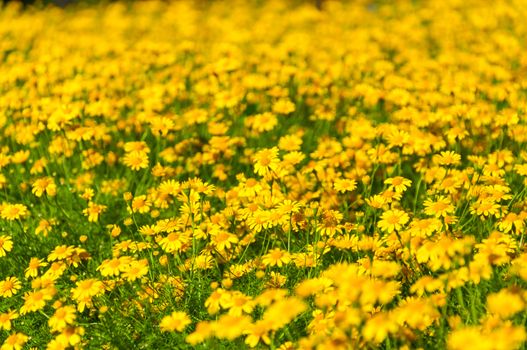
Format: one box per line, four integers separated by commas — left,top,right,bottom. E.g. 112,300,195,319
0,310,18,331
385,129,410,148
262,248,291,267
362,312,398,343
82,202,107,222
265,271,287,288
378,209,410,233
48,245,75,262
123,141,150,153
247,210,269,233
225,291,254,316
317,209,343,237
71,279,105,301
384,176,412,193
470,199,501,218
424,196,455,217
20,290,53,315
435,151,461,166
80,188,95,201
487,289,525,319
49,305,77,332
248,112,278,133
0,235,13,257
514,163,527,176
253,147,280,177
42,262,68,280
122,259,149,282
205,288,227,315
185,321,213,345
278,134,303,151
35,219,56,237
30,158,48,175
10,150,30,164
55,326,84,347
0,203,29,221
130,195,151,214
1,332,28,350
97,256,132,277
158,232,185,253
25,257,48,278
497,212,525,233
366,194,386,209
333,178,357,193
160,311,191,332
448,327,490,350
272,98,295,114
32,177,57,197
210,229,238,252
262,297,306,331
123,151,149,171
244,320,272,348
213,314,252,340
0,277,21,298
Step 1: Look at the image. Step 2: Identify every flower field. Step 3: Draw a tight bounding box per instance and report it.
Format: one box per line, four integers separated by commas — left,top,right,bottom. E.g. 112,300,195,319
1,0,527,348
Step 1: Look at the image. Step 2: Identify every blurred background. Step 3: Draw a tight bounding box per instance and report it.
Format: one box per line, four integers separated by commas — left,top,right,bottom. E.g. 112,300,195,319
1,0,326,8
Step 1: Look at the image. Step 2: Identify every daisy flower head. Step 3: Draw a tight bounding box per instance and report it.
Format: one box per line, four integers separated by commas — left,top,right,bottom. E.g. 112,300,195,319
424,196,455,217
434,151,461,166
0,310,18,331
32,177,57,197
253,147,280,177
0,235,13,257
272,98,295,115
334,178,358,193
160,311,191,332
82,202,107,223
0,203,29,221
378,209,410,233
0,277,22,298
384,176,412,193
1,332,28,350
262,248,291,267
123,150,149,171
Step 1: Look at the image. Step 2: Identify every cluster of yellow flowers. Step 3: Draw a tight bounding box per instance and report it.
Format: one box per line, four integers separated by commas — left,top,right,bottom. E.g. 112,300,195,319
1,0,527,349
